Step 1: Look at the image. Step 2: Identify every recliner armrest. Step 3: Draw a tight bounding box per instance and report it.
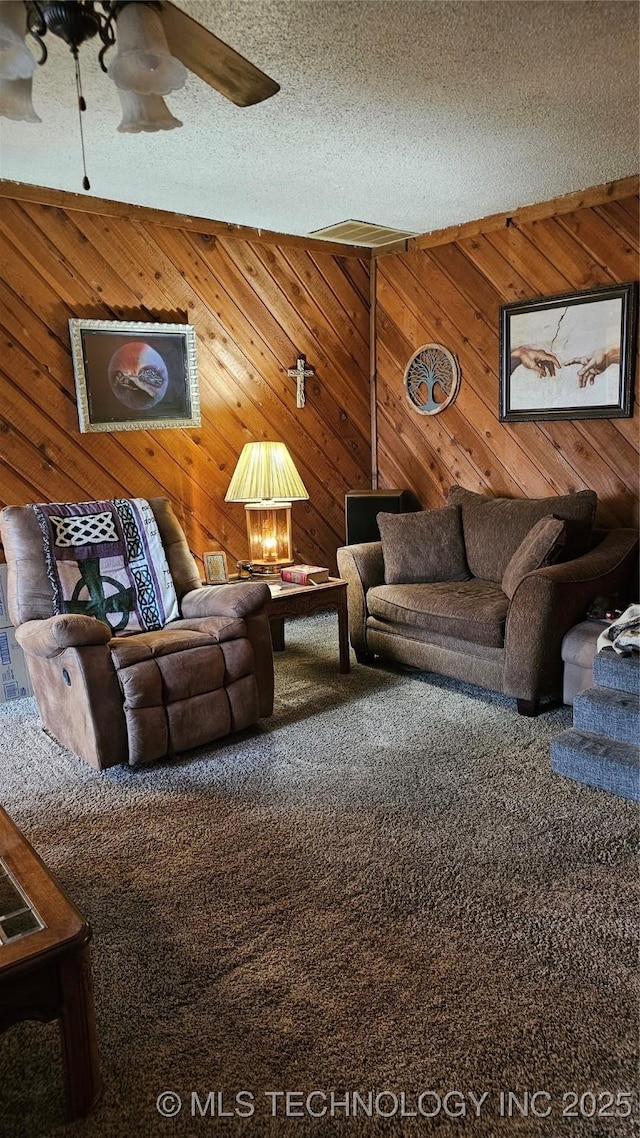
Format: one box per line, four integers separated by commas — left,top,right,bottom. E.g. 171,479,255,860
15,615,112,658
180,582,271,620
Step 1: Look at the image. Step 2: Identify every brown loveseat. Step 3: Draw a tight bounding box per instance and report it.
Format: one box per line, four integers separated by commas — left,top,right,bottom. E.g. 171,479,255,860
0,498,274,769
337,486,638,716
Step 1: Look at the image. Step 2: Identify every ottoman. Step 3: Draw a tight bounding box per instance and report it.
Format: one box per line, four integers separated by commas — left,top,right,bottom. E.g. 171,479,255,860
561,619,610,706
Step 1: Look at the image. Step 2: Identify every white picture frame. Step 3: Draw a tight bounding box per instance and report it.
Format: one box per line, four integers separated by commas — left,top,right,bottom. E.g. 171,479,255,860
69,318,200,433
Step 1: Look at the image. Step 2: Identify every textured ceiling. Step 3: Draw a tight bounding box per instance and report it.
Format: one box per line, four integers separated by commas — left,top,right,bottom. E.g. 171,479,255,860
0,0,638,239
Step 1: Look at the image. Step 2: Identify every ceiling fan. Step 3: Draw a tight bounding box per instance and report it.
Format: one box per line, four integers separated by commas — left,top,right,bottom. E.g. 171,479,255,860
159,1,280,108
0,0,280,186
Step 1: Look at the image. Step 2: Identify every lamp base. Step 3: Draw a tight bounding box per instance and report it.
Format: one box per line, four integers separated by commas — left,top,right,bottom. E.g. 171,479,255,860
243,502,294,572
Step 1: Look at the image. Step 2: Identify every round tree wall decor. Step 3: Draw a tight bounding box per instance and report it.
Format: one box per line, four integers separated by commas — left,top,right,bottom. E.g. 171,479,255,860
403,343,461,415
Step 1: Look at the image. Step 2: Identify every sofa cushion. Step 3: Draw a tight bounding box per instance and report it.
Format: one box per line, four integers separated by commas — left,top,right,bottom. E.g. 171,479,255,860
377,505,470,585
502,516,567,600
447,486,597,582
367,580,509,648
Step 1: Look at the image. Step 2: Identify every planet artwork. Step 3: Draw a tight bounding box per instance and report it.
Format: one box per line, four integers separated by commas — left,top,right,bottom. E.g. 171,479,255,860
107,341,169,410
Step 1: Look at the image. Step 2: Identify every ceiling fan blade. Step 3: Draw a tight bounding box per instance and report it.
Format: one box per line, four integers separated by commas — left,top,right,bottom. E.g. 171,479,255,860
160,2,280,108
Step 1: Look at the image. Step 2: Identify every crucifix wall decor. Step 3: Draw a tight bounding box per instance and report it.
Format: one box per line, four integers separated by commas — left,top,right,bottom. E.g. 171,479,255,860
286,355,315,408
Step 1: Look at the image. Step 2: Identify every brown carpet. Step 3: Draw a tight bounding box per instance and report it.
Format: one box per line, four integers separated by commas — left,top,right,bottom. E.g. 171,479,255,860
0,614,637,1137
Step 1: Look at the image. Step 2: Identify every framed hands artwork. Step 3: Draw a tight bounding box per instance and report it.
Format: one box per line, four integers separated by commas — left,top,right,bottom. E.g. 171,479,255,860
499,282,636,422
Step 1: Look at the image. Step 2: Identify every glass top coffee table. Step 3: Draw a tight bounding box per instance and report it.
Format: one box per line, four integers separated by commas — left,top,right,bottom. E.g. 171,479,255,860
0,806,102,1119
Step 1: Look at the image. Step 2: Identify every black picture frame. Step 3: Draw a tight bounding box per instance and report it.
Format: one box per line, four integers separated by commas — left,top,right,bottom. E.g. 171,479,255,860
499,281,637,422
69,319,200,432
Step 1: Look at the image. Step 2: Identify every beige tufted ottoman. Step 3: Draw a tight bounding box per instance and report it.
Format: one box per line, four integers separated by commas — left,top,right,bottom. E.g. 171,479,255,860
561,619,610,706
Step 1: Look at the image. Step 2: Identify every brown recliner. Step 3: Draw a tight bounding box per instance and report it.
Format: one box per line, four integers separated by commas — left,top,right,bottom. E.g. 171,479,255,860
0,498,274,770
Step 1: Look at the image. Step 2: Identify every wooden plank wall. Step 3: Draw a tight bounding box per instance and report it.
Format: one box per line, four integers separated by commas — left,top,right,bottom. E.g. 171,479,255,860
0,196,371,571
375,191,639,529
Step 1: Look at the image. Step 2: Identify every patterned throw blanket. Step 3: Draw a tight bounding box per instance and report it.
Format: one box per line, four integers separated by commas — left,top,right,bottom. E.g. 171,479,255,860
31,498,179,635
597,604,640,656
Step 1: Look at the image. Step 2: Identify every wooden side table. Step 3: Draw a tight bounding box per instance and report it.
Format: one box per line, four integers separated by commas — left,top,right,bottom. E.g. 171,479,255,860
266,577,350,673
0,806,101,1120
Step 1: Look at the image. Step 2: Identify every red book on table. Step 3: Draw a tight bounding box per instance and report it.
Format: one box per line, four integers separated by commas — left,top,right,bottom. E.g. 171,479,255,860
280,565,330,585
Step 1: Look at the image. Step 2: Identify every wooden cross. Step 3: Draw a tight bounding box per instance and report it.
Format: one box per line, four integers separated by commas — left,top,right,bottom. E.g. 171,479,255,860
287,355,314,408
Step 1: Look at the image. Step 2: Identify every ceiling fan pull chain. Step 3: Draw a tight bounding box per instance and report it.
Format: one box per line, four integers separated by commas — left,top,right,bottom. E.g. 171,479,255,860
74,53,91,191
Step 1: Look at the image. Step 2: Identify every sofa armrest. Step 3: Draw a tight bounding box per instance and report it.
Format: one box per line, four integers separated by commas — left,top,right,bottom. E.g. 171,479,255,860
503,529,638,702
337,542,385,658
15,615,112,658
180,582,270,620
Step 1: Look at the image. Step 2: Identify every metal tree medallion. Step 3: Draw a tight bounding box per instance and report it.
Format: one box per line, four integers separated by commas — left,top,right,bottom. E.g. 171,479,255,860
403,343,461,415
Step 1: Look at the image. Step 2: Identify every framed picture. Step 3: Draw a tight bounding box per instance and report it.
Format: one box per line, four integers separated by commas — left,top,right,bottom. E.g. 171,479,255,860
203,551,229,584
499,281,637,422
68,319,200,432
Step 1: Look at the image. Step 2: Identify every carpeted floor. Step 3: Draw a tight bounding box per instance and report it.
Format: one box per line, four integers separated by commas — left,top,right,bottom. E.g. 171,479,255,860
0,614,637,1138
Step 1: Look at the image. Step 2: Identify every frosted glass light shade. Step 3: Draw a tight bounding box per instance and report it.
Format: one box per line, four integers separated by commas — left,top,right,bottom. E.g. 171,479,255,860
225,442,309,503
0,0,35,81
0,74,41,121
109,4,187,95
117,89,182,133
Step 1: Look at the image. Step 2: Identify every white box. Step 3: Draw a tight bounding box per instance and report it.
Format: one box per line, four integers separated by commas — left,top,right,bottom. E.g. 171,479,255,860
0,566,33,701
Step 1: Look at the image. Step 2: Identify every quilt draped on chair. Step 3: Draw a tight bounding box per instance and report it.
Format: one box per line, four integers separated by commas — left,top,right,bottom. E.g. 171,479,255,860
31,498,179,635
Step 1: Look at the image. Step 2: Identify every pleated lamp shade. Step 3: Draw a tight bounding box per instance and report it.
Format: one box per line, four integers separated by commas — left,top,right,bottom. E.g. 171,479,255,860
225,442,308,504
225,442,308,572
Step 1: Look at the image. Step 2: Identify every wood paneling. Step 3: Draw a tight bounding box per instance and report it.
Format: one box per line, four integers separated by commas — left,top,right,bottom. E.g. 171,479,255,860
0,179,372,259
2,177,637,578
375,191,640,530
0,195,371,571
404,175,639,254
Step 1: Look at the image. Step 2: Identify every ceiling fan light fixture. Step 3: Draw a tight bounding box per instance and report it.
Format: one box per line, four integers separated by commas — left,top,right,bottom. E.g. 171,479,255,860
0,72,40,120
116,88,182,133
0,0,35,81
0,0,278,185
108,3,186,96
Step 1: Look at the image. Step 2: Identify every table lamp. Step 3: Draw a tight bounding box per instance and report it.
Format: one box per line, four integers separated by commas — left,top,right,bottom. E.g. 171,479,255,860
225,441,309,573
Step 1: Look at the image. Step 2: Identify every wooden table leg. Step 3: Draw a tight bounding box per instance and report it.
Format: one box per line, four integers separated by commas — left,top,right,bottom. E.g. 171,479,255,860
58,945,102,1121
266,582,350,672
270,615,285,652
337,594,351,674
